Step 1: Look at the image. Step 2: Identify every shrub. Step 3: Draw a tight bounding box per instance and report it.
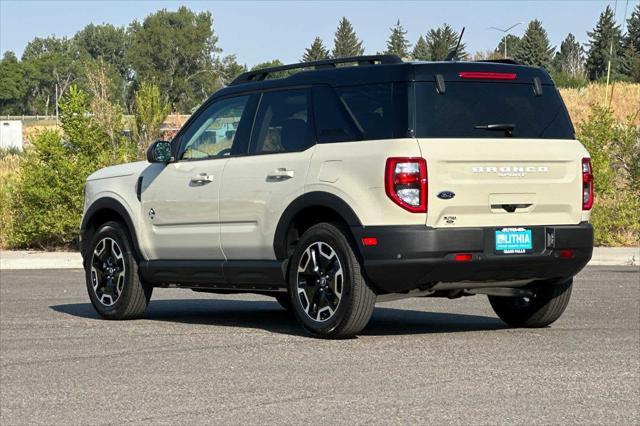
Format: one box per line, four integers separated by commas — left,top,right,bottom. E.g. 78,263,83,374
577,106,640,246
6,86,136,248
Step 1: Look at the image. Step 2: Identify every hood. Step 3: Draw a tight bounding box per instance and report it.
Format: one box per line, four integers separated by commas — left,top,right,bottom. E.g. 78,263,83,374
87,161,149,181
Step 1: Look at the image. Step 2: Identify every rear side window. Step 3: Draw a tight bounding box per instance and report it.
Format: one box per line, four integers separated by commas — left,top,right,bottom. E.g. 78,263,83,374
312,85,359,143
250,88,313,154
334,84,397,140
415,82,574,139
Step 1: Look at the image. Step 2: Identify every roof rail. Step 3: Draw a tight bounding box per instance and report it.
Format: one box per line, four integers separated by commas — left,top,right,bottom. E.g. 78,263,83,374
475,59,520,65
230,55,403,85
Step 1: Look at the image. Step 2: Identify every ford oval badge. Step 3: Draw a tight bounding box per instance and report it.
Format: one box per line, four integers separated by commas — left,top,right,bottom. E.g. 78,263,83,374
437,191,455,200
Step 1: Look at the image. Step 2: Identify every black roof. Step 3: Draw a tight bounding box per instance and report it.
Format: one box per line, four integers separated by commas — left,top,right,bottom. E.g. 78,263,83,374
212,56,554,100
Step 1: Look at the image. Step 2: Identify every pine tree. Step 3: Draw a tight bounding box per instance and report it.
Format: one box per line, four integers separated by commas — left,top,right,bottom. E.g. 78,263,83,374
424,24,467,61
411,36,429,60
621,4,640,82
332,17,364,58
495,34,521,59
384,20,410,58
624,4,640,52
513,20,554,68
585,5,624,80
302,37,330,62
553,33,584,77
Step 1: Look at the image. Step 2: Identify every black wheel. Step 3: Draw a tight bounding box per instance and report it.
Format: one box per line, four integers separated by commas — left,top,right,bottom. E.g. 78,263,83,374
84,221,152,319
274,293,292,311
288,223,376,338
488,278,573,328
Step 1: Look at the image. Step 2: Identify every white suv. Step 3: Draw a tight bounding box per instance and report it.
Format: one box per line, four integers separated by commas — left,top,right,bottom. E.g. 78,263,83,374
81,55,594,338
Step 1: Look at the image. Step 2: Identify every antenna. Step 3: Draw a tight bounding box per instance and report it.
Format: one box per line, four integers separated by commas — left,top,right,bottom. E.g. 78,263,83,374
445,27,465,61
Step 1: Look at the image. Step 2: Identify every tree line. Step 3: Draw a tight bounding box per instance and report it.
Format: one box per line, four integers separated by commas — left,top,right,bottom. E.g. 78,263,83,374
1,4,639,115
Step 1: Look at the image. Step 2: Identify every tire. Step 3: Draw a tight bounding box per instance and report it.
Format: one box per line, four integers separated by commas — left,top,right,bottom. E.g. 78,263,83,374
84,221,153,320
274,293,292,311
288,222,376,338
488,278,573,328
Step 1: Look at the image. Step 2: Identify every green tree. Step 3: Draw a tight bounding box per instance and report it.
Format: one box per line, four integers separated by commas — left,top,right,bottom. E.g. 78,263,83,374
132,81,170,156
621,4,640,81
495,34,521,59
424,24,467,61
250,60,290,79
411,36,429,60
302,37,330,62
0,52,28,114
126,6,221,113
74,23,129,103
585,6,624,80
21,36,82,115
74,24,128,78
553,33,584,76
8,86,134,248
216,55,247,85
384,20,410,58
332,17,364,58
625,4,640,52
513,20,554,68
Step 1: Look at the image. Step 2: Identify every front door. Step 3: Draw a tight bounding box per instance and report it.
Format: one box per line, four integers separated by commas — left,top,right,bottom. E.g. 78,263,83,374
139,95,252,260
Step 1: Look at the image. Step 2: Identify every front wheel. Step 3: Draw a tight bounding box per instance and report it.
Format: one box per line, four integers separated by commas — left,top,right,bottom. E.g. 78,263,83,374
288,223,376,339
488,278,573,328
85,221,153,319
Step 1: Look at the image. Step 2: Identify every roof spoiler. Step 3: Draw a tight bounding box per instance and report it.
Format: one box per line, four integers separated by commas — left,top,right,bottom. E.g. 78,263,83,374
474,59,520,65
230,55,403,86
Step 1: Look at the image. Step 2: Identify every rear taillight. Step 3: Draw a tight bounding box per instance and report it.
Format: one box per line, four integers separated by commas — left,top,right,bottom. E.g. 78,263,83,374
385,158,428,213
582,158,594,210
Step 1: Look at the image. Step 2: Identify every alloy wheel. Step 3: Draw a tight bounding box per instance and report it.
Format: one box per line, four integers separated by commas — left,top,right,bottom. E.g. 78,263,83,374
296,241,344,322
90,237,126,306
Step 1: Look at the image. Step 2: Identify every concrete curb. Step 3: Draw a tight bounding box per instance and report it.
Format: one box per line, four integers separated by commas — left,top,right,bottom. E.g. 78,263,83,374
1,247,638,271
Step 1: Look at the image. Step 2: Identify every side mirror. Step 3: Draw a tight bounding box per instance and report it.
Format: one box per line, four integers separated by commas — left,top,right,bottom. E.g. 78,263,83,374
146,140,173,163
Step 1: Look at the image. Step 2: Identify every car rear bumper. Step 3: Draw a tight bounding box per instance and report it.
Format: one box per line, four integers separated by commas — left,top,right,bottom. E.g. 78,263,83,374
351,223,593,293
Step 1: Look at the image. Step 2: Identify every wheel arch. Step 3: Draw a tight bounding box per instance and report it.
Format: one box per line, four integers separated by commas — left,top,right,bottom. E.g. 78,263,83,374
273,191,362,261
80,197,143,262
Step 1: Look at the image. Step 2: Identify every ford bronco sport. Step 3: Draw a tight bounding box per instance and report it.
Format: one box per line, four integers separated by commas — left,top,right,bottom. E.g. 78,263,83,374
80,55,594,338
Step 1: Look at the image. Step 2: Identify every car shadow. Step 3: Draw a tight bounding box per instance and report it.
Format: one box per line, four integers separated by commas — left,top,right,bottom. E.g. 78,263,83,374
50,298,507,337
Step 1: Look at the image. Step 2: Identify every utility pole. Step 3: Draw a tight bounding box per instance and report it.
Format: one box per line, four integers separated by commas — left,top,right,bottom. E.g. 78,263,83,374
489,22,524,58
55,83,59,126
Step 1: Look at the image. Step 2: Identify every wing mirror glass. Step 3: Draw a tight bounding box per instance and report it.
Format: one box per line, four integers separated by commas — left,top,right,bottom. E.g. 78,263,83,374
146,140,173,163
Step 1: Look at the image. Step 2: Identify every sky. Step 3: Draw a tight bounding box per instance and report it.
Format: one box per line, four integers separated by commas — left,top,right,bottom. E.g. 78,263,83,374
0,0,637,66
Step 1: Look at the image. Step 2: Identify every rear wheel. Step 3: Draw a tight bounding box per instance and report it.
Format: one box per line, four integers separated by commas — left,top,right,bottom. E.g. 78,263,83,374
488,278,573,328
288,223,376,338
85,221,152,319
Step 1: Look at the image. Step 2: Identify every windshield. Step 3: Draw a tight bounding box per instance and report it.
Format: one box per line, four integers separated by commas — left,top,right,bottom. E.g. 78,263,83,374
414,82,574,139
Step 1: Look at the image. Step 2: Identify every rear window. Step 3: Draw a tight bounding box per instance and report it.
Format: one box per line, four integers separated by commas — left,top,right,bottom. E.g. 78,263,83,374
415,82,574,139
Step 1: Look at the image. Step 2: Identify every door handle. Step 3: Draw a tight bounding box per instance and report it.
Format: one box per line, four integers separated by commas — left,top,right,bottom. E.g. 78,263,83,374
190,173,214,185
266,168,294,181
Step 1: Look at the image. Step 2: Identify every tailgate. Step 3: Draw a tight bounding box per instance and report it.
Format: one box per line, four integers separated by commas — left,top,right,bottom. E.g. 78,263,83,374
418,138,588,228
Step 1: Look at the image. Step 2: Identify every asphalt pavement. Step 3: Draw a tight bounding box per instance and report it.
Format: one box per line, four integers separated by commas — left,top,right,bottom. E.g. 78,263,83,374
0,266,638,424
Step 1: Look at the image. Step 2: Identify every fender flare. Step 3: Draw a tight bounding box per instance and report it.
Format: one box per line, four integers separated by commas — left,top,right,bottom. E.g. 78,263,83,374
80,197,143,261
273,191,362,260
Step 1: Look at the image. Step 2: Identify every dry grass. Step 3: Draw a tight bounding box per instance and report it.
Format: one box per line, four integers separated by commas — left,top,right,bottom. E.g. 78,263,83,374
560,82,640,126
0,153,21,248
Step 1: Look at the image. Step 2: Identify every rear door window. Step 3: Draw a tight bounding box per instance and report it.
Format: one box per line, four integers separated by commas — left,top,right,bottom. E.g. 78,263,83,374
415,82,574,139
250,88,314,154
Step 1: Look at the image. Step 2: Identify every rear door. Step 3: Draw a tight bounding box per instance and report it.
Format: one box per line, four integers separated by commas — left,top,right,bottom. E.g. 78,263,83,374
413,77,588,229
219,88,315,260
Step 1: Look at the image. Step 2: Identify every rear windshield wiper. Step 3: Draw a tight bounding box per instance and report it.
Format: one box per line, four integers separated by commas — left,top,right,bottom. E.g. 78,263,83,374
474,123,515,137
